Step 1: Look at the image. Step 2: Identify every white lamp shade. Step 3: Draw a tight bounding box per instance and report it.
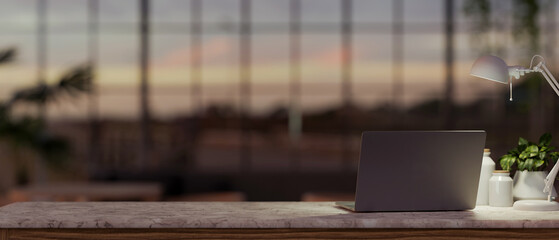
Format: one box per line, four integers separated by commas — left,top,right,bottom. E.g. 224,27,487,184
470,55,509,84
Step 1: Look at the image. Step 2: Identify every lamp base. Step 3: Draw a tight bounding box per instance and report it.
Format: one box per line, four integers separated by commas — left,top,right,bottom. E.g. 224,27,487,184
513,200,559,211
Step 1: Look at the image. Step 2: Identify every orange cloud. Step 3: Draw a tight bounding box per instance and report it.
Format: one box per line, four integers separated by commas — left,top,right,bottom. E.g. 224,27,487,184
311,46,356,66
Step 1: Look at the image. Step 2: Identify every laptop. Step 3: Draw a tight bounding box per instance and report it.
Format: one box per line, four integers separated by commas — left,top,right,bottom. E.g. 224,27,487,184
336,130,486,212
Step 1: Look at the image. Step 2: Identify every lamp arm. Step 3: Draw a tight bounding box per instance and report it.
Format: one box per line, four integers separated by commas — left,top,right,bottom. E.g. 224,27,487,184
537,64,559,97
544,158,559,201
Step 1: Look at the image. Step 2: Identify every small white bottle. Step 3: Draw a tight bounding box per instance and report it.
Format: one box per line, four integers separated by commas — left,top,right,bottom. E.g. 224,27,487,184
488,170,513,207
476,148,496,205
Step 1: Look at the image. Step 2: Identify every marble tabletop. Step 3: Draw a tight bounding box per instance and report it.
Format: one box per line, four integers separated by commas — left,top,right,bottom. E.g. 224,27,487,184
1,202,558,229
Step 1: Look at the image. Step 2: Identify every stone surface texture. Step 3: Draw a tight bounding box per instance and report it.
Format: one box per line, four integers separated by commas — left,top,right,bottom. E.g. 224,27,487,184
0,202,558,228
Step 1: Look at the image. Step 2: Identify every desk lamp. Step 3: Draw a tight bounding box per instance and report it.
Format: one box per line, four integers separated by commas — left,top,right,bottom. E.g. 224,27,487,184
471,55,559,211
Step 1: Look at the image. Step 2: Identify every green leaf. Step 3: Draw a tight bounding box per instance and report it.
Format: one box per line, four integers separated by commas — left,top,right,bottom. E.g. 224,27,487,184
518,161,526,171
525,158,535,171
527,145,539,157
504,134,559,171
519,150,529,159
519,145,538,159
508,148,520,155
500,155,515,171
549,152,559,165
508,156,517,170
499,155,512,170
540,133,552,146
518,144,528,153
535,160,545,169
539,152,546,160
519,137,529,146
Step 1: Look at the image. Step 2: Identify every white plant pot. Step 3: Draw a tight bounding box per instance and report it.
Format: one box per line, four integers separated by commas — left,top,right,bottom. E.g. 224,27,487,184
513,170,558,200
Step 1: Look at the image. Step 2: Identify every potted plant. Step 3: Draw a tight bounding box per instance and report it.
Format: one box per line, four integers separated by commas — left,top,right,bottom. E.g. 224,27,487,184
0,48,91,186
500,133,559,200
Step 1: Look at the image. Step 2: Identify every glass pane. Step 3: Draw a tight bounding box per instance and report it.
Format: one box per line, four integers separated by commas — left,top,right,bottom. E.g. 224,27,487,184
403,0,443,23
46,35,88,83
98,35,139,79
402,34,444,109
0,35,37,98
151,94,190,120
98,0,138,35
201,34,239,86
47,0,87,24
250,34,290,171
99,0,138,23
252,0,290,23
150,34,190,87
454,32,499,104
301,0,340,23
0,0,36,32
98,94,139,119
353,0,392,23
43,34,89,120
353,34,392,108
98,35,139,119
251,34,289,109
202,0,240,33
150,33,192,119
48,0,88,35
301,34,341,111
152,0,190,23
196,33,241,172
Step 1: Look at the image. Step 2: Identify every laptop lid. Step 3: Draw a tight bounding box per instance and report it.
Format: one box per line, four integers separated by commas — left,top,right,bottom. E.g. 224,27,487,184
354,130,486,212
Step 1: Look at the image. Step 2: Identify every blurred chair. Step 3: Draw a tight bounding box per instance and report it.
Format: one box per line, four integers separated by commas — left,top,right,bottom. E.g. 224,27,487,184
301,192,354,201
166,191,246,202
7,190,31,202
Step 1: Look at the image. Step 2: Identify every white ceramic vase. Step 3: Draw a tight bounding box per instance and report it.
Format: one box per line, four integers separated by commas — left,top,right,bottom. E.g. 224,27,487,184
476,149,495,205
489,171,513,207
513,170,558,200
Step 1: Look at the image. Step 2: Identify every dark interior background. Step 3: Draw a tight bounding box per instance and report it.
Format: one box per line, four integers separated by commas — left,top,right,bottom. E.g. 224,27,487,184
0,0,558,201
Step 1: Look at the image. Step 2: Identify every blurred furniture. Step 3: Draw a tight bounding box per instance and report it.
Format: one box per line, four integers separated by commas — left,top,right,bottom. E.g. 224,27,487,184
7,182,162,202
166,191,246,202
1,202,559,239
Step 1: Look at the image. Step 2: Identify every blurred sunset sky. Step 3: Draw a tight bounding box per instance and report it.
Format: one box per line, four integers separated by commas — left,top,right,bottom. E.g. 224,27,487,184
0,0,543,119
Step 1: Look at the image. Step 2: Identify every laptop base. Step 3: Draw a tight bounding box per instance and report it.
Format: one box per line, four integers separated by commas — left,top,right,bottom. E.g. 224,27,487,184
335,201,356,211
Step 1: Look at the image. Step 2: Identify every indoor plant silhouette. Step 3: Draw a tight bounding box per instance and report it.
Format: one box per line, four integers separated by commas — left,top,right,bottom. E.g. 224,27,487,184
0,48,91,185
